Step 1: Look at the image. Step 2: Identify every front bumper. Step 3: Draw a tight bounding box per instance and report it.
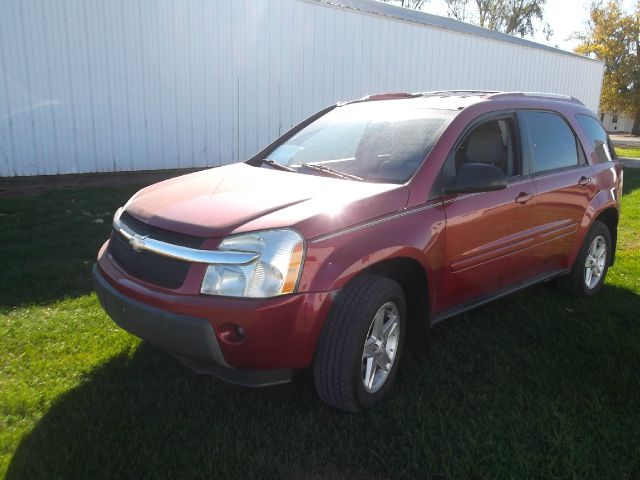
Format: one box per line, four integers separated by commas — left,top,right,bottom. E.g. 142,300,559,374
93,265,293,387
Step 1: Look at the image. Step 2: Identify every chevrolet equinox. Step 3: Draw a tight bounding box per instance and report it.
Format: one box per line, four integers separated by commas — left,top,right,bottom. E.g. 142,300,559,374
94,91,622,412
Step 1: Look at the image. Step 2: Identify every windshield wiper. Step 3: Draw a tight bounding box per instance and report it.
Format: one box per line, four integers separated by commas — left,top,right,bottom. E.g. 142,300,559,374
260,159,296,172
299,163,364,182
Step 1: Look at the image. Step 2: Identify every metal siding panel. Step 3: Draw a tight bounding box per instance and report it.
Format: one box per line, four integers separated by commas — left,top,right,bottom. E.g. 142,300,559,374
421,27,434,91
407,25,419,91
437,31,446,88
0,24,16,176
277,0,290,136
144,0,165,170
18,1,40,175
301,3,314,119
264,0,277,145
176,0,193,167
352,14,365,97
96,0,117,172
0,0,604,176
391,21,402,91
370,17,382,93
6,3,35,175
345,11,359,101
221,1,235,163
84,1,107,172
334,6,347,102
322,8,334,102
379,18,390,93
186,0,201,167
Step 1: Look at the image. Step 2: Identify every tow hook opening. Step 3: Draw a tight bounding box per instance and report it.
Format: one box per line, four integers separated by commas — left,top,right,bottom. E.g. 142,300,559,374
218,323,246,345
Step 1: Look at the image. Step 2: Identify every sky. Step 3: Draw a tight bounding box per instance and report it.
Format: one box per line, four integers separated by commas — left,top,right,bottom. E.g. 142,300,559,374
421,0,636,53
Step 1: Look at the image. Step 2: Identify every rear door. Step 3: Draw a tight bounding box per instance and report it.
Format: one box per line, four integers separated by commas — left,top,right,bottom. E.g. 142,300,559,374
438,113,538,314
520,110,597,274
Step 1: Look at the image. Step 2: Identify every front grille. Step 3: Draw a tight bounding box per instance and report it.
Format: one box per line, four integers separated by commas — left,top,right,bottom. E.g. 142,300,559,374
108,232,190,289
108,212,205,289
119,211,205,249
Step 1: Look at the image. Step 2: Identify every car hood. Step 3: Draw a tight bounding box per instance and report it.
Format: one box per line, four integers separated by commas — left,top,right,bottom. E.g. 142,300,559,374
124,164,409,240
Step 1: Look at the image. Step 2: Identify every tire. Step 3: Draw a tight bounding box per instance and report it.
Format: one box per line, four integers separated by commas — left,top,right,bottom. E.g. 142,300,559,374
556,220,612,296
313,274,406,413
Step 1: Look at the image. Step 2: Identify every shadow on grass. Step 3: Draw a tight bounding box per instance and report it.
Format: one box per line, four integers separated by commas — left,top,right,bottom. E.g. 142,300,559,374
0,186,141,310
6,284,640,479
622,166,640,195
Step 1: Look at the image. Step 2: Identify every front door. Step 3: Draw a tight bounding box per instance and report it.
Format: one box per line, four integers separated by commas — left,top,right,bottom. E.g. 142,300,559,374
437,114,538,314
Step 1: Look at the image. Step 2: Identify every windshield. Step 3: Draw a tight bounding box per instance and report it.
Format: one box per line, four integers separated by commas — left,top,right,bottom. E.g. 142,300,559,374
262,100,456,183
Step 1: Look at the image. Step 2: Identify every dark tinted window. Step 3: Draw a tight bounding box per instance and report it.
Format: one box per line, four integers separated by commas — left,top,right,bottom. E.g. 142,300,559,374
576,114,615,162
525,111,579,173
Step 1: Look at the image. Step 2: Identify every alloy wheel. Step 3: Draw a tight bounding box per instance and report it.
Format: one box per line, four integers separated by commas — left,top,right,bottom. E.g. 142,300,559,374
361,301,401,393
584,234,607,289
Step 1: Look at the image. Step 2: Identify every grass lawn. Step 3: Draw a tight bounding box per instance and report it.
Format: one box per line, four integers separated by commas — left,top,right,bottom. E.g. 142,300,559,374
615,145,640,158
1,171,639,479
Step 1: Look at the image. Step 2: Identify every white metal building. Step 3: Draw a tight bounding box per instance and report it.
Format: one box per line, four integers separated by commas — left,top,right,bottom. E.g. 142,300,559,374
0,0,604,177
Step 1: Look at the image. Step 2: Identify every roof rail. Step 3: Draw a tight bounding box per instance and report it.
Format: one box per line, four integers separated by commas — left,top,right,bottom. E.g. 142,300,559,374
338,92,422,106
339,90,585,107
488,91,584,105
359,92,422,101
421,90,498,97
348,90,495,103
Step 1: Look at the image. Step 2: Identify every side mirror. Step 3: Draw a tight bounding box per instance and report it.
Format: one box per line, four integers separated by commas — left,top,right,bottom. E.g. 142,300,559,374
444,163,507,194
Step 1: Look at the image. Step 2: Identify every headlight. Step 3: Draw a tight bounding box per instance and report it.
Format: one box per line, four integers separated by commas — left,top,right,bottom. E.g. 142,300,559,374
200,229,304,297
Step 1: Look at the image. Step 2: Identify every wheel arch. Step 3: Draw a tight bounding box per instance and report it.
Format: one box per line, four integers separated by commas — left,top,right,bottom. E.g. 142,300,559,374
593,206,619,264
572,183,620,269
361,256,431,332
300,210,445,336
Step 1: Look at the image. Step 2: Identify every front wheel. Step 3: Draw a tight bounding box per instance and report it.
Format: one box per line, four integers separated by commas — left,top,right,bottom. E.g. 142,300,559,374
313,274,406,412
557,220,612,295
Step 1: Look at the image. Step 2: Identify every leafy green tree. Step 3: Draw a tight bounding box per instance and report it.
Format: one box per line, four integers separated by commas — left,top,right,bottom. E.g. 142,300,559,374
444,0,550,38
575,1,640,135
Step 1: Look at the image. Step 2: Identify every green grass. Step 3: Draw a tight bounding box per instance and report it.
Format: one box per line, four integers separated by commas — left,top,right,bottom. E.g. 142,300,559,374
615,145,640,158
1,173,640,479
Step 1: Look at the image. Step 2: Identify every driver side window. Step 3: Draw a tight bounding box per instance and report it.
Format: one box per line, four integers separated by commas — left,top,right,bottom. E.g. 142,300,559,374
443,117,520,188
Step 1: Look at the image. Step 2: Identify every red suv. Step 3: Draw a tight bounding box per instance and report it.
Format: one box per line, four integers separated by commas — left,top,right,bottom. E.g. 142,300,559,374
94,91,622,412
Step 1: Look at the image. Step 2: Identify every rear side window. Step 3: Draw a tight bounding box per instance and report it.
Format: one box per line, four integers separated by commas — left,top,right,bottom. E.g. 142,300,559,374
576,114,615,163
524,111,579,173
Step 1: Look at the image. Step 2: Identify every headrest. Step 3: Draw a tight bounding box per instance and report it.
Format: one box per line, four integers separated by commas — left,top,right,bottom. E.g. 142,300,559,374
465,123,507,166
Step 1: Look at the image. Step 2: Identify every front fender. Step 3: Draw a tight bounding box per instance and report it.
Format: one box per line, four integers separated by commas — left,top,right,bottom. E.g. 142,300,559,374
297,204,446,296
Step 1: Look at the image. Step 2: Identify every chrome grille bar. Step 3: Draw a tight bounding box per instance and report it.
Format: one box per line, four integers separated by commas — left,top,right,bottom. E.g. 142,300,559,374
112,209,258,265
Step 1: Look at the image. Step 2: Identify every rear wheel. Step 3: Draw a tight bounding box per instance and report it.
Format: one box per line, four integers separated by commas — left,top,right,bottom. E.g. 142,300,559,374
313,274,406,412
557,220,611,295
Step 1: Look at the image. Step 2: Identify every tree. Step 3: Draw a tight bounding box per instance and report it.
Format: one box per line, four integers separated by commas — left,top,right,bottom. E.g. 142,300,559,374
379,0,430,9
444,0,549,38
575,1,640,135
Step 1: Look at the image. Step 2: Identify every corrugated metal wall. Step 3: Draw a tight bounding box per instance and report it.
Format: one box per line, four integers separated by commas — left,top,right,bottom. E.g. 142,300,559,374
0,0,604,177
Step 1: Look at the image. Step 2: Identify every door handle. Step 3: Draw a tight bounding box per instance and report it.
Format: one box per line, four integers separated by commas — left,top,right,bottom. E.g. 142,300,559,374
515,192,533,204
578,176,592,186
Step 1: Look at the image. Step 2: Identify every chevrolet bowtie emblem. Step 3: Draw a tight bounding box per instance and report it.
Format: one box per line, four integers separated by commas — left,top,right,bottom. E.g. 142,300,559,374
129,234,148,252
